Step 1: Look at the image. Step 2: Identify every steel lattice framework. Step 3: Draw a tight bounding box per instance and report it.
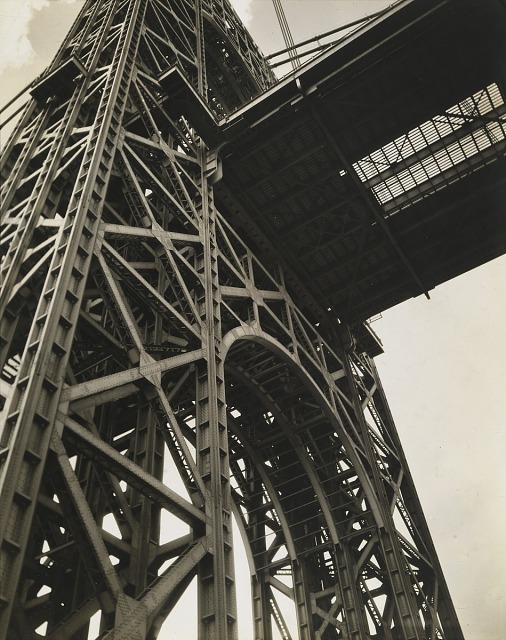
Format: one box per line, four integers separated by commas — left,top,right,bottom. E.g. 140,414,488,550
2,0,497,638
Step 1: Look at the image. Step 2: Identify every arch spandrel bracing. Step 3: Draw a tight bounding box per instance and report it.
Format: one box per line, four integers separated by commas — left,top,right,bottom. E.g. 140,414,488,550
2,0,503,638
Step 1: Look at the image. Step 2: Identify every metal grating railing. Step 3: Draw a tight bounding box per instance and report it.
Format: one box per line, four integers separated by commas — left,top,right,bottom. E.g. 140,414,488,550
353,83,506,215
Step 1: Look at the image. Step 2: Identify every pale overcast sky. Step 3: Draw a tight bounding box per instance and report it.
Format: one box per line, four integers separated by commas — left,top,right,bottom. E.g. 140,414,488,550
1,1,505,639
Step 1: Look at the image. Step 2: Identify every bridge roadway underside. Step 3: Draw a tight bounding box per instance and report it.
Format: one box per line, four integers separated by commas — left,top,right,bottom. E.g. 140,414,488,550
214,0,506,325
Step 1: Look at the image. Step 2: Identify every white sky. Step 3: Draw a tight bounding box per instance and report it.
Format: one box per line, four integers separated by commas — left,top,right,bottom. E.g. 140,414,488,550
0,1,505,638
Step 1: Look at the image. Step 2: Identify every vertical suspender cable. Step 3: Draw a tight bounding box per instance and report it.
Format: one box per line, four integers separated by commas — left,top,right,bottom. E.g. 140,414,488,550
272,0,301,70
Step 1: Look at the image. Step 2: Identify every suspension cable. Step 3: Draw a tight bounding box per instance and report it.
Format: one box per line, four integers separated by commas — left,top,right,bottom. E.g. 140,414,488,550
267,8,388,67
272,0,301,71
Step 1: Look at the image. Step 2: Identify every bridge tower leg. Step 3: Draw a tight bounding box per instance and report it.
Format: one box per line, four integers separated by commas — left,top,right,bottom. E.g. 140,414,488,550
0,1,463,639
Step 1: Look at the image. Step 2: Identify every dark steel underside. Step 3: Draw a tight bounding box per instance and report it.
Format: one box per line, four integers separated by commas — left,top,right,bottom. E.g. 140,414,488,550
214,0,506,323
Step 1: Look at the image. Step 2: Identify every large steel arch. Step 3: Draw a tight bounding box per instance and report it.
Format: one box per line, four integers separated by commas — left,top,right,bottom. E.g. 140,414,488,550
220,327,447,639
223,328,379,639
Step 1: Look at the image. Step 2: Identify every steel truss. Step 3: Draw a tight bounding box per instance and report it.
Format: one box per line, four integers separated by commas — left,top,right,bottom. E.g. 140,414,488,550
0,1,462,638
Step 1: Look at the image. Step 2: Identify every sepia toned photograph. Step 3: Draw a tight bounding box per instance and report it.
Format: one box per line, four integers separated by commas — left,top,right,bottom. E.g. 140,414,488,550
1,1,504,638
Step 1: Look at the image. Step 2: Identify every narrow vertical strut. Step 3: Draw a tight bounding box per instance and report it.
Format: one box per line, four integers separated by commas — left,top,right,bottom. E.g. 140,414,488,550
195,149,237,639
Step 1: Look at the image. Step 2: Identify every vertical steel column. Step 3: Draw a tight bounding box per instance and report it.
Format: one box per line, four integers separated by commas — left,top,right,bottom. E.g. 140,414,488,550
0,1,148,634
196,152,237,639
0,0,118,373
129,400,163,595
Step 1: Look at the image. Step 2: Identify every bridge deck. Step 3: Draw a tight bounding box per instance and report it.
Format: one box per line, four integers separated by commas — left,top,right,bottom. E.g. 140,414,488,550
216,0,506,324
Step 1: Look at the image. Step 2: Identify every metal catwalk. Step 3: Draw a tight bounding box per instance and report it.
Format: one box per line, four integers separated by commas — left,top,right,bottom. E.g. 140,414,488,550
1,0,504,638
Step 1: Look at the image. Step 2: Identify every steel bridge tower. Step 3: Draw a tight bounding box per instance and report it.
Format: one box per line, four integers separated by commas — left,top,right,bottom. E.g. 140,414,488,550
4,0,503,637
